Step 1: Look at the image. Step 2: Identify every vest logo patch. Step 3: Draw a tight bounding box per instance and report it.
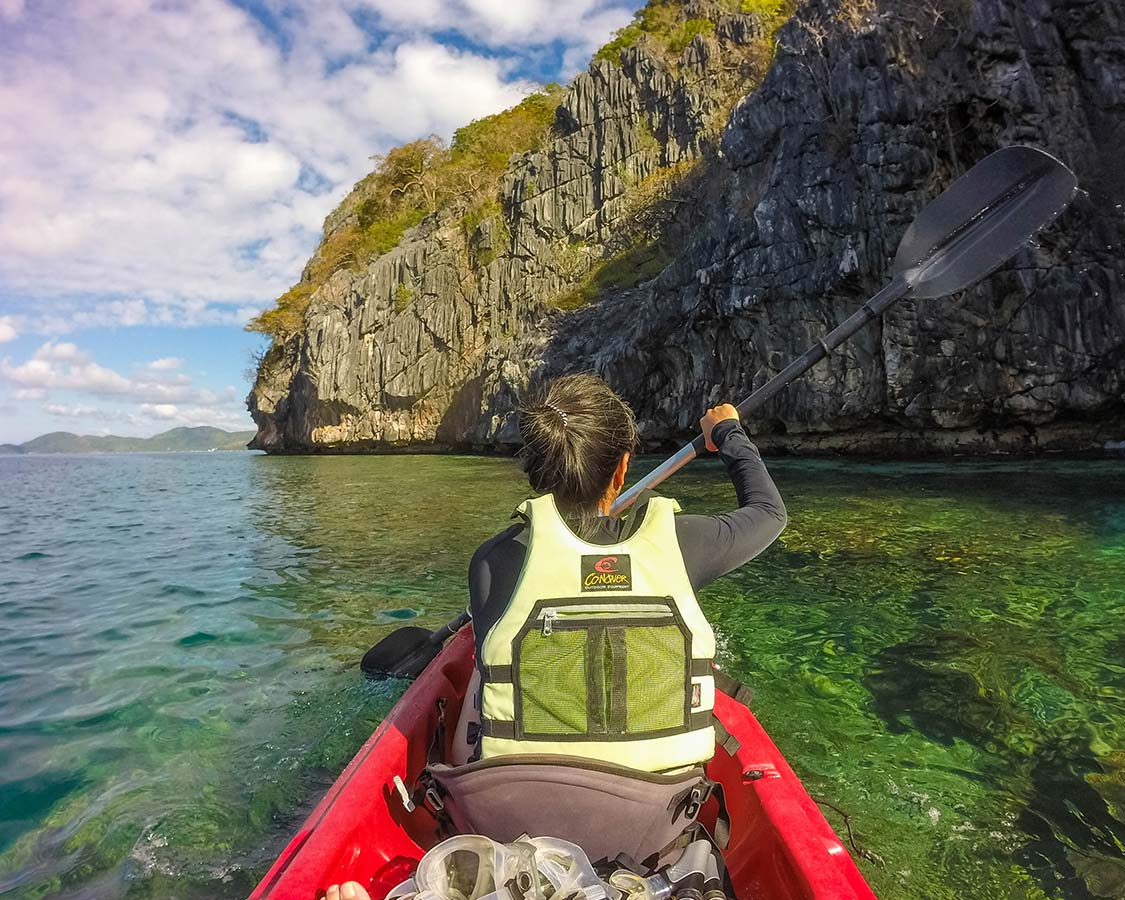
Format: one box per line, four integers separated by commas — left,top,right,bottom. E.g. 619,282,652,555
581,554,632,591
691,683,702,708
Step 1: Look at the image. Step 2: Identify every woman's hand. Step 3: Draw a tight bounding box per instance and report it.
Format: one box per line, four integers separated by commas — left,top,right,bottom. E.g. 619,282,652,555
701,403,740,452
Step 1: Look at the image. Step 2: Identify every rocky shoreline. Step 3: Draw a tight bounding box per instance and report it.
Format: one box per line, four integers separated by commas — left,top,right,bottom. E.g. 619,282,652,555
250,417,1125,458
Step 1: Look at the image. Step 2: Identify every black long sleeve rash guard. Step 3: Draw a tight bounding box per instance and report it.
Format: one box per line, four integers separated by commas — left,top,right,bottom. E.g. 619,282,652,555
468,419,788,656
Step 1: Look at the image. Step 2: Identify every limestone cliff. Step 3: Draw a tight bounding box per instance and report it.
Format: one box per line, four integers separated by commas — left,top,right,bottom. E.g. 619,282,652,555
248,0,1125,455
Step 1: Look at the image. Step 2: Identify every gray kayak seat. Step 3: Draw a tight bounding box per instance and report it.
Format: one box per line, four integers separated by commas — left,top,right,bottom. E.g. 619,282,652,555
423,755,708,863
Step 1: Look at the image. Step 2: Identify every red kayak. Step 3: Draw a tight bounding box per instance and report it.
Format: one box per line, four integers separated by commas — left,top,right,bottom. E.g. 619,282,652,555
249,628,877,900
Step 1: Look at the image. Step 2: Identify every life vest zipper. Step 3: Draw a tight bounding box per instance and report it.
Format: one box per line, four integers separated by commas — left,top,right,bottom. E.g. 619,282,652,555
537,601,675,636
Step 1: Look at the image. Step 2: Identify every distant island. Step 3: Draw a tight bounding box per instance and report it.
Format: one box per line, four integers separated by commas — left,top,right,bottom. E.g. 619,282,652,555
0,426,257,455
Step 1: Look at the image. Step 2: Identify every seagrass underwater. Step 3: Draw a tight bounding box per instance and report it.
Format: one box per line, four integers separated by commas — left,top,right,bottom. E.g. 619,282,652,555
0,452,1123,899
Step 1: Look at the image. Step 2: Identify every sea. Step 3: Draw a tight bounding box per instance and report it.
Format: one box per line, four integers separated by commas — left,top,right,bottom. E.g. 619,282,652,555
0,452,1122,900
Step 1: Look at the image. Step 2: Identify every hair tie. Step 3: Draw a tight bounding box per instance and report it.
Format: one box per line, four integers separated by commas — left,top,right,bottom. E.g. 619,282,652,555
544,401,569,427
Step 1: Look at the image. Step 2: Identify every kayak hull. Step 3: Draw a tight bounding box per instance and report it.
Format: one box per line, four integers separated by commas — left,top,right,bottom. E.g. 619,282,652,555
249,629,876,900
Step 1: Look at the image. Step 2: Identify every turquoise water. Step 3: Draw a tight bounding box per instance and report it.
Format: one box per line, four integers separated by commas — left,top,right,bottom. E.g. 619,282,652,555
0,453,1122,899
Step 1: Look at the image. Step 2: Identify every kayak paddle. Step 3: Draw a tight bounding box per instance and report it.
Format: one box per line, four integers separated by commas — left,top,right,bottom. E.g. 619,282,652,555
611,145,1078,514
361,609,471,679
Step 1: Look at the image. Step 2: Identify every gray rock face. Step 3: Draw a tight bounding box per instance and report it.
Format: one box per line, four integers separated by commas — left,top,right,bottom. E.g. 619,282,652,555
249,0,1125,455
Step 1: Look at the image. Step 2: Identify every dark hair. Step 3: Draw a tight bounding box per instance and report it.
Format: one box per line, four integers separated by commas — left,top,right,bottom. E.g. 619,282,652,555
519,373,638,537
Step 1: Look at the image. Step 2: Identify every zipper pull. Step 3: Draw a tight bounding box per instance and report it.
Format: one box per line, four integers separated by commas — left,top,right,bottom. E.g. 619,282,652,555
542,608,557,636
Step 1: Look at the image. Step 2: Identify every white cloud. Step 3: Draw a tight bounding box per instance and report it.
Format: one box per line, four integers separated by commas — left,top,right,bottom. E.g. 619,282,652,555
0,340,252,440
1,340,222,405
0,316,16,342
0,0,24,24
139,402,249,430
28,297,253,335
0,1,629,333
141,403,179,419
46,402,99,417
34,341,88,363
36,399,249,434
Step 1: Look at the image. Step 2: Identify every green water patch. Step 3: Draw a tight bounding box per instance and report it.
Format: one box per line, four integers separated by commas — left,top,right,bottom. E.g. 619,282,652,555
694,461,1125,899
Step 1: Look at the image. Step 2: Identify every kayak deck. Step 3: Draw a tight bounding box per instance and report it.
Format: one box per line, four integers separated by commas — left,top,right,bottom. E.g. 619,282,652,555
249,629,876,900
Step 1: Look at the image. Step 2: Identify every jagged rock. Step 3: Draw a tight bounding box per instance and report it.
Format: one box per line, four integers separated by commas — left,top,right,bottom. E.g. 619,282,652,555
249,0,1125,455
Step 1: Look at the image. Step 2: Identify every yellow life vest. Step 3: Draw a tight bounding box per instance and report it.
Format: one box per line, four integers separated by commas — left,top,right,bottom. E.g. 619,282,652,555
478,494,716,772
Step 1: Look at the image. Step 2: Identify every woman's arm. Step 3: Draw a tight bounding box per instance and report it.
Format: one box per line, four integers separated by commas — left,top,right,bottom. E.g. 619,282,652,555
675,413,787,591
468,524,526,658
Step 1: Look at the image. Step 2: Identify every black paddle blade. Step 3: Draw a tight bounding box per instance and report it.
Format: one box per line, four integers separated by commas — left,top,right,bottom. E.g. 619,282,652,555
360,626,440,679
894,146,1078,299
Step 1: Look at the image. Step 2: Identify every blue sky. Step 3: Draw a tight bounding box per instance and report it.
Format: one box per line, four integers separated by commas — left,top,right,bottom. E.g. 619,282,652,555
0,0,633,443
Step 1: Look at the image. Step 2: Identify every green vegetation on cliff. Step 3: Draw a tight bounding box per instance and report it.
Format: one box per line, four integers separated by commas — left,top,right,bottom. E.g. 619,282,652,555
246,86,564,341
595,0,789,65
550,0,794,310
246,0,799,342
553,242,674,310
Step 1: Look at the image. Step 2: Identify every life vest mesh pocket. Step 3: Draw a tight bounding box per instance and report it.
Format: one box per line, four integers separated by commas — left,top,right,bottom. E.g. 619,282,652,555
625,626,686,732
519,630,588,734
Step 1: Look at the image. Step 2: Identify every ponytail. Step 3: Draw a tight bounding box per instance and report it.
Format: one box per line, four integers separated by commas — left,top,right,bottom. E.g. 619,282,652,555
518,374,638,538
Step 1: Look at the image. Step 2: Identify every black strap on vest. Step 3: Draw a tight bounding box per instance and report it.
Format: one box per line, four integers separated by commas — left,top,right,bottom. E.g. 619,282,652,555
690,658,715,677
711,669,753,756
712,668,754,708
480,717,517,739
481,664,513,682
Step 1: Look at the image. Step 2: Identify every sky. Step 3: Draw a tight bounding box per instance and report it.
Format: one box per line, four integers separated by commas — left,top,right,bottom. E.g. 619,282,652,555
0,0,634,444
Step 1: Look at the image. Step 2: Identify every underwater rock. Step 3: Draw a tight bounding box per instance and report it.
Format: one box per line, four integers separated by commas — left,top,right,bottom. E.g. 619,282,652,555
1088,750,1125,826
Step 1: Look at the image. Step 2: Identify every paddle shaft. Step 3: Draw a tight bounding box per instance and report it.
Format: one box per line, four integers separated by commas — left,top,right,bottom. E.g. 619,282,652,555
610,274,911,515
432,609,472,644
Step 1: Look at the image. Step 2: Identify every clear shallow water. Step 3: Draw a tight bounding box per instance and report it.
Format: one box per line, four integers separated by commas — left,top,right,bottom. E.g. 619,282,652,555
0,453,1122,899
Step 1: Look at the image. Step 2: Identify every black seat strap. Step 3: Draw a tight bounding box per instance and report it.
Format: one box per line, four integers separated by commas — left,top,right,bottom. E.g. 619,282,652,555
713,719,741,756
708,780,732,849
667,777,731,850
427,697,448,765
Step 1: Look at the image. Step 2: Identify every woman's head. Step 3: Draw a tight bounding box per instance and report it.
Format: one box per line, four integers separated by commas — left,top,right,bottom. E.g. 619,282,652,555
518,373,638,521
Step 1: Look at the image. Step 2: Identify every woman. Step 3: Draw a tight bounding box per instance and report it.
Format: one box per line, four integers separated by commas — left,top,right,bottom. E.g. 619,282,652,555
322,375,786,900
460,372,787,768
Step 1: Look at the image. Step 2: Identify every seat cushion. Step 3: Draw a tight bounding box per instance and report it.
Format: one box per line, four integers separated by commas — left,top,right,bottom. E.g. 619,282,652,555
425,755,705,863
